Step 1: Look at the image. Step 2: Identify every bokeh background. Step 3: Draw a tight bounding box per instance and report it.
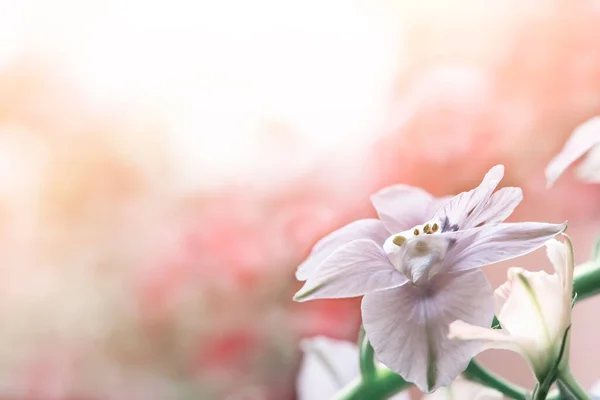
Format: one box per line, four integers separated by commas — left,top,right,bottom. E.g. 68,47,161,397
1,0,600,399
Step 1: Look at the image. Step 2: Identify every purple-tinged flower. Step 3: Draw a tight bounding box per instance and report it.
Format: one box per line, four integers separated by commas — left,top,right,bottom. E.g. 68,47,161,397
546,116,600,186
295,185,452,282
294,165,566,392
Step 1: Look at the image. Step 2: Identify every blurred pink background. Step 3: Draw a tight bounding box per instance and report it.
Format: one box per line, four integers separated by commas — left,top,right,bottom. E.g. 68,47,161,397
1,0,600,399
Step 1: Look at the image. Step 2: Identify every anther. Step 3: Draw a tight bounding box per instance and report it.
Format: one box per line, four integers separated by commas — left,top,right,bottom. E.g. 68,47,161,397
431,223,439,233
423,224,431,234
393,236,407,246
413,228,420,236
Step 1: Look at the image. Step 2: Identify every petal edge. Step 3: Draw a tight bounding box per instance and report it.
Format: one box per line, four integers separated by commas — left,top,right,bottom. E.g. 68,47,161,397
294,239,407,302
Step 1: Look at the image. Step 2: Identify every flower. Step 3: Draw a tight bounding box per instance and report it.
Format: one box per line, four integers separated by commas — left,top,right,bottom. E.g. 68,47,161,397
294,185,453,282
449,238,574,382
423,377,503,400
294,165,566,391
546,116,600,186
296,336,409,400
297,336,502,400
590,380,600,399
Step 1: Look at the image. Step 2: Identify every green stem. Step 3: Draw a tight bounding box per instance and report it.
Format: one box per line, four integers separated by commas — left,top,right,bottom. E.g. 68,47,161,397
557,369,591,400
358,327,377,380
532,383,551,400
573,260,600,302
463,360,528,400
555,381,576,400
332,366,410,400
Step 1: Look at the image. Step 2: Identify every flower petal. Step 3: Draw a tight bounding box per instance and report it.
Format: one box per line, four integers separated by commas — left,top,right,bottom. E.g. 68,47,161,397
362,270,494,392
434,165,504,231
576,143,600,183
450,316,569,382
448,320,529,356
497,268,566,348
449,317,560,382
493,279,512,316
466,186,523,228
445,222,567,272
469,264,572,380
429,195,454,216
296,219,390,281
297,337,360,400
546,116,600,187
294,239,408,302
545,238,573,299
370,185,436,233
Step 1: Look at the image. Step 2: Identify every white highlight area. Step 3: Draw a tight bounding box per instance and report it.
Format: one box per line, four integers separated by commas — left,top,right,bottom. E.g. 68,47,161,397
0,0,402,189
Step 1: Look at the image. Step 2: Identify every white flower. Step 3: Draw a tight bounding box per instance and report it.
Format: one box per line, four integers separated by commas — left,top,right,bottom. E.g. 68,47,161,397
294,165,566,391
296,336,409,400
546,116,600,186
422,377,503,400
590,380,600,399
449,238,574,382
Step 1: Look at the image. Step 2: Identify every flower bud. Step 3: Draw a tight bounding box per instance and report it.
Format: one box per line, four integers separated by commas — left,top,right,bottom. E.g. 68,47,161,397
449,238,574,382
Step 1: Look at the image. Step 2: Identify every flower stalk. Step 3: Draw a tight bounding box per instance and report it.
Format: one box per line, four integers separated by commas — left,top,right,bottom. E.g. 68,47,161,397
556,370,591,400
332,366,410,400
573,260,600,301
532,382,551,400
358,326,377,380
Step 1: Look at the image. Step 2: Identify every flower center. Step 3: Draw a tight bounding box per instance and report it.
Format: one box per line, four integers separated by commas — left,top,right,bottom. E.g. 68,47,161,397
383,220,448,285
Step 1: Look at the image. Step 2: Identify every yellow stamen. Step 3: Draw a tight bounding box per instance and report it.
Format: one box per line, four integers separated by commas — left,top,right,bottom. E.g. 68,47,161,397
413,228,420,236
431,223,439,233
393,236,407,246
